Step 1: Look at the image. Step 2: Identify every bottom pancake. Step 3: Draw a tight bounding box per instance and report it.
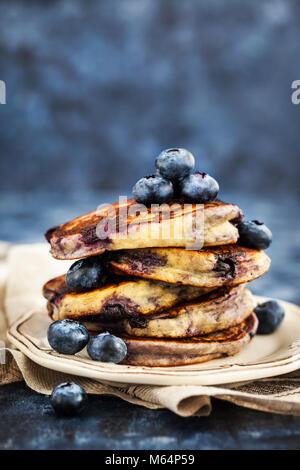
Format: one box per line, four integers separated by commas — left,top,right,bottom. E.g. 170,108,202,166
87,312,258,367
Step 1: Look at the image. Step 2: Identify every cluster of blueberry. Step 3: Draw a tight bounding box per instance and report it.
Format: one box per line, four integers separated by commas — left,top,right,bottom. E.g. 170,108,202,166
133,148,219,205
48,320,127,415
48,319,127,361
132,148,273,251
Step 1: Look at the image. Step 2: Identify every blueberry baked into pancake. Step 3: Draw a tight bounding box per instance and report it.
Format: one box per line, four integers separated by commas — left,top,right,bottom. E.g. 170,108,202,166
44,274,212,322
109,244,270,288
44,148,280,367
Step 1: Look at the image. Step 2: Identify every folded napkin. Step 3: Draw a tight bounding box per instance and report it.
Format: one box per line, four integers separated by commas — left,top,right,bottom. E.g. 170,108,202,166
1,242,300,417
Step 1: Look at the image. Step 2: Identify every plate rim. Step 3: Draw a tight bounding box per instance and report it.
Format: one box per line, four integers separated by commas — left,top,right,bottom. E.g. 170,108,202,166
7,296,300,386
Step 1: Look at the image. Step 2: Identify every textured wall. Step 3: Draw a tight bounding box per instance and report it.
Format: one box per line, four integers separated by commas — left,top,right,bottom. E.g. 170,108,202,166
0,0,300,196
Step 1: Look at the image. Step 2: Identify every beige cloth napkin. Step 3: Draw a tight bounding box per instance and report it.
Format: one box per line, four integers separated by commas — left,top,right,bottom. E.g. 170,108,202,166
2,242,300,417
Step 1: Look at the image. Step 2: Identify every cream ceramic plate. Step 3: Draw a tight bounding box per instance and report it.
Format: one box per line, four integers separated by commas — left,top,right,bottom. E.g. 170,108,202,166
7,296,300,386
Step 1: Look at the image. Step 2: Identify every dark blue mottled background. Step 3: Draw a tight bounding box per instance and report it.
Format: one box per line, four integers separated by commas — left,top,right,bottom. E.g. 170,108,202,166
1,0,300,194
0,0,299,303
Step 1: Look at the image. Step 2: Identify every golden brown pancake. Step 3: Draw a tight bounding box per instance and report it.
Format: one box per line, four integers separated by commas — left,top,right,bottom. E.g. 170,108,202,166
87,312,258,367
83,286,254,338
45,199,242,260
43,275,212,322
110,244,271,287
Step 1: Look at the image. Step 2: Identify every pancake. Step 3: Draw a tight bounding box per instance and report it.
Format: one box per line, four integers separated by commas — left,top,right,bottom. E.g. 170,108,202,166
45,199,242,260
86,312,258,367
43,275,212,322
110,244,271,287
82,286,254,338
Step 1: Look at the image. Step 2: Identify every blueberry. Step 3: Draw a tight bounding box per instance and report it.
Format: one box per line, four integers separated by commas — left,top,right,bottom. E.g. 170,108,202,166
50,382,88,416
87,332,127,363
47,319,89,355
255,300,285,334
132,174,174,205
66,255,106,292
155,148,195,181
179,171,219,203
237,220,272,250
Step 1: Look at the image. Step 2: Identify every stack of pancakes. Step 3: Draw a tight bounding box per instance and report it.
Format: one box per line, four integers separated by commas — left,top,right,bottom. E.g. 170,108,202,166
44,199,270,366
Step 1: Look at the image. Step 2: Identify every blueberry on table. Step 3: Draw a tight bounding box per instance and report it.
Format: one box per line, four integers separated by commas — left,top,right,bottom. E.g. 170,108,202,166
66,255,106,292
47,319,89,355
155,148,195,181
87,332,127,363
179,171,219,203
255,300,285,334
132,174,174,205
237,220,272,250
50,382,88,416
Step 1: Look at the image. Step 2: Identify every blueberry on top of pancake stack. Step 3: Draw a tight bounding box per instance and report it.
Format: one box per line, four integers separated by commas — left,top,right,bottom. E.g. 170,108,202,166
44,148,274,366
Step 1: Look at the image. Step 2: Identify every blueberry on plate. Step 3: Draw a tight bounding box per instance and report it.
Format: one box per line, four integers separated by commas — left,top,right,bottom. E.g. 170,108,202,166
237,220,272,250
47,319,89,355
179,171,219,203
87,332,127,363
50,382,88,416
155,148,195,181
254,300,285,334
66,255,106,292
132,174,174,205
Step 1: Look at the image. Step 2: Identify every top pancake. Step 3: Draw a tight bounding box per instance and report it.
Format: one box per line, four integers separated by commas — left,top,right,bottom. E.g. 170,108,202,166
45,198,242,259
